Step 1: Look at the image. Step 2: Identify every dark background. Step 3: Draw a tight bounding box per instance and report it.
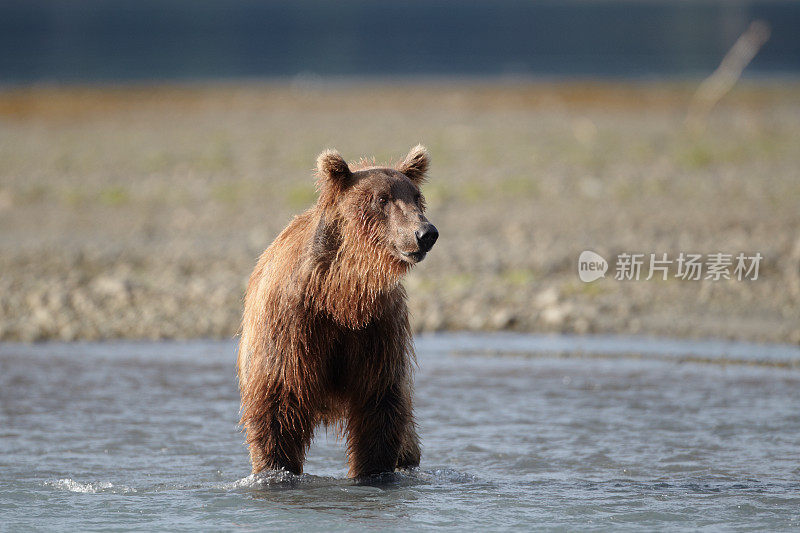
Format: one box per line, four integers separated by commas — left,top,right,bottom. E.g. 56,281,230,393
2,0,799,83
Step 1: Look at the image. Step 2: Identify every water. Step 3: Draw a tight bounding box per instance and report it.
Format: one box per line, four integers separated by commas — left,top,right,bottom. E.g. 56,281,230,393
1,334,799,531
3,1,800,82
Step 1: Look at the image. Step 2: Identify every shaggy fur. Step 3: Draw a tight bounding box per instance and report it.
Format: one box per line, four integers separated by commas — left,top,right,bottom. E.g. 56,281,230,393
238,145,433,478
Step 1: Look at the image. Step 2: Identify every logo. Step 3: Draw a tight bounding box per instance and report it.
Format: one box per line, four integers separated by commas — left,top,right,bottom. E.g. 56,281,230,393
577,251,762,282
578,250,608,282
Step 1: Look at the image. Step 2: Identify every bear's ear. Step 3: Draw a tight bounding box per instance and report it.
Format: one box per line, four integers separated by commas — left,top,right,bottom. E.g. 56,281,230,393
397,144,430,184
316,149,353,187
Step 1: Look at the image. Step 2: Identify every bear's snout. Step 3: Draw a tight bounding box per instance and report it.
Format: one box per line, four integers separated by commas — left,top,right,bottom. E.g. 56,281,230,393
415,223,439,253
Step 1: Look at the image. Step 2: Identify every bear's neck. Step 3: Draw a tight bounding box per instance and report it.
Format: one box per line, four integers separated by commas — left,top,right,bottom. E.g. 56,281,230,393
304,218,410,329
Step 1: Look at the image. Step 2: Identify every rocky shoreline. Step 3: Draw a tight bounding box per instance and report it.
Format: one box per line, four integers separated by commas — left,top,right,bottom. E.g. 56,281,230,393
1,82,798,344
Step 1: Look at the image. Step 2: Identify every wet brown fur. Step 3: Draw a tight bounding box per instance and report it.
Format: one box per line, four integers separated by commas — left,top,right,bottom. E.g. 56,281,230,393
237,145,431,478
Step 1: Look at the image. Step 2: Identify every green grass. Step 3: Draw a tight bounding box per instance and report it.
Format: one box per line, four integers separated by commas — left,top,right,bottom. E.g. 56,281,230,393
501,268,537,286
679,143,714,169
285,184,318,210
98,185,130,206
561,279,607,298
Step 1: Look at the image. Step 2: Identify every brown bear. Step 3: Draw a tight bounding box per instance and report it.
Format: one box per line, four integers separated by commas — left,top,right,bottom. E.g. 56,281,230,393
237,145,438,478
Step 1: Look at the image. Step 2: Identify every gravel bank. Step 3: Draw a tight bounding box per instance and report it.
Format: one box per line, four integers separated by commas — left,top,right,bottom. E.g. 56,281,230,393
1,82,798,343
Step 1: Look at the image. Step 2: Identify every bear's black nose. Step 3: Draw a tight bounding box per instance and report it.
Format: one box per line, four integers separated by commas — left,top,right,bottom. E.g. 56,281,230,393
415,223,439,253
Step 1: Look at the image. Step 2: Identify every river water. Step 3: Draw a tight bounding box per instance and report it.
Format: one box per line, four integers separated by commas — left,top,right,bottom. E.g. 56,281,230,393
1,334,799,531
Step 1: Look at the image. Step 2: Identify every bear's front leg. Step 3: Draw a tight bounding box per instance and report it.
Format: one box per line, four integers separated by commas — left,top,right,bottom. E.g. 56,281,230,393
243,384,316,475
346,382,412,478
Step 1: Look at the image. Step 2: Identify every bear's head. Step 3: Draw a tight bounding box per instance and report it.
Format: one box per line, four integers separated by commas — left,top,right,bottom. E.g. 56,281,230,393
315,145,438,267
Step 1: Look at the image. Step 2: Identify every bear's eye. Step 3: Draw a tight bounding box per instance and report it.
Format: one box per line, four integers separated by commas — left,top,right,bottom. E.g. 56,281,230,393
378,195,389,207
